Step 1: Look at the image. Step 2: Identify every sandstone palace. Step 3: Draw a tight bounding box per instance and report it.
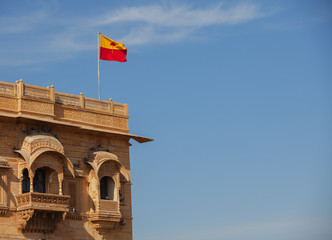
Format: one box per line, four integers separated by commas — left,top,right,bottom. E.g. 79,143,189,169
0,80,151,239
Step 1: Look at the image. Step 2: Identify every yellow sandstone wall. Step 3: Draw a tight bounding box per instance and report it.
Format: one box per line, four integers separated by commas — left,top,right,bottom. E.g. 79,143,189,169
0,81,151,240
0,117,133,239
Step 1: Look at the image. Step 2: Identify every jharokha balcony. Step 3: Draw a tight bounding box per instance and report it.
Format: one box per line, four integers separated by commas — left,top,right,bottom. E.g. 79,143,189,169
16,192,70,212
89,199,123,232
16,192,70,233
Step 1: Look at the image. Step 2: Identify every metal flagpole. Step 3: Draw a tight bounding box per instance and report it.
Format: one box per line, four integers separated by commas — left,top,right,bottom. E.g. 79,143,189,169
98,32,101,100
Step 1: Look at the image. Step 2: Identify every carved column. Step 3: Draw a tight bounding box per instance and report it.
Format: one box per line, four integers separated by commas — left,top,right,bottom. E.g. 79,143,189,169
96,180,101,211
28,169,34,193
19,173,22,194
58,170,63,195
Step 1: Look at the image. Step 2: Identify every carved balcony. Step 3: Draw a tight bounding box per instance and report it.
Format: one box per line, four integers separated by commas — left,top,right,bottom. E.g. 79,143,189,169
17,192,70,212
16,192,70,232
89,200,122,232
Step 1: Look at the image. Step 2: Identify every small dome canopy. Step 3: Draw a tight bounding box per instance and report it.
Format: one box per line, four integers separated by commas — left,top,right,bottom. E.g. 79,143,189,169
15,134,74,177
86,151,130,181
20,134,64,154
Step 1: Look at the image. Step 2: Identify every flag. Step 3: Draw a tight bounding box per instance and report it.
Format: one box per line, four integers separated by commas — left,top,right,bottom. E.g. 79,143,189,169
100,35,127,62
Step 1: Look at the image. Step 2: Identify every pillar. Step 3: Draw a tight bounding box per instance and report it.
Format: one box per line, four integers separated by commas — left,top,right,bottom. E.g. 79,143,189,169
58,171,63,195
28,170,34,192
96,181,101,211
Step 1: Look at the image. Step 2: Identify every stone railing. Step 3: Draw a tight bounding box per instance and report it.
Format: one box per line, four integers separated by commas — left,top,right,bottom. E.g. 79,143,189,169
100,200,119,212
85,97,109,111
0,80,129,133
0,80,128,115
55,92,80,107
16,192,70,212
0,81,15,95
24,84,50,99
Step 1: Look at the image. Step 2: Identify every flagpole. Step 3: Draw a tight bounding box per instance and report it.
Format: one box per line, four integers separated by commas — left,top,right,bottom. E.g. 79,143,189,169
98,32,101,100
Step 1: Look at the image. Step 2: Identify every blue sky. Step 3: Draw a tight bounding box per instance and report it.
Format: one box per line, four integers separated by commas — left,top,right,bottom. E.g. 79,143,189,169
1,0,332,239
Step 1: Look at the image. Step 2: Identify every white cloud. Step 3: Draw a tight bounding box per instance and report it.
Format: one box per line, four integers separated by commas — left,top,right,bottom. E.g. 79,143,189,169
96,3,262,27
0,2,266,66
93,3,264,46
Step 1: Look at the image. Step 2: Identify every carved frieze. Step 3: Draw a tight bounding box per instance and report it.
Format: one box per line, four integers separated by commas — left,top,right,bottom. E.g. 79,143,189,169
55,107,128,130
0,96,17,111
21,99,54,115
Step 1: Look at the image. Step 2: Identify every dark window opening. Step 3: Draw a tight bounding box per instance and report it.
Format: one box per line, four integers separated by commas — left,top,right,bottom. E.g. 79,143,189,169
100,176,115,200
22,169,30,193
33,168,46,193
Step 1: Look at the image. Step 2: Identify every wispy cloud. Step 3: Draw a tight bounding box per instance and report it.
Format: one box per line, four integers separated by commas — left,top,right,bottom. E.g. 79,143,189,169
0,10,48,34
0,2,266,66
95,3,262,27
93,3,264,45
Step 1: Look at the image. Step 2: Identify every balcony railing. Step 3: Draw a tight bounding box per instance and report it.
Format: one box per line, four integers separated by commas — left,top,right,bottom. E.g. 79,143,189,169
16,192,70,212
100,199,119,212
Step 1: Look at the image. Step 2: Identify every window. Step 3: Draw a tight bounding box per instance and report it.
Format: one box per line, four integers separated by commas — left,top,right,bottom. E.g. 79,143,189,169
22,169,30,193
33,168,46,193
100,176,115,200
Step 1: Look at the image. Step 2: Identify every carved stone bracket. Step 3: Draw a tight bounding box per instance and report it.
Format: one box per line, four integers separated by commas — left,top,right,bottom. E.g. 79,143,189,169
89,211,122,234
91,219,120,234
16,192,70,233
17,210,66,233
17,209,34,230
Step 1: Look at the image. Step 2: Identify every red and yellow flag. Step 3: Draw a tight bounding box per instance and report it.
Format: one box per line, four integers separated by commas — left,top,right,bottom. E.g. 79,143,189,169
100,35,127,62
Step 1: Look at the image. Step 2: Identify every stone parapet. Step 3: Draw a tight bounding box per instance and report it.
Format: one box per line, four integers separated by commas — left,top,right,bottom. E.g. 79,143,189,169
0,80,129,133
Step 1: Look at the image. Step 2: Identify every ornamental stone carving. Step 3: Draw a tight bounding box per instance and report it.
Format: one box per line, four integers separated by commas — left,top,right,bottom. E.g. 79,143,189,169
17,209,34,230
86,151,130,232
21,134,64,155
86,151,130,182
15,134,74,177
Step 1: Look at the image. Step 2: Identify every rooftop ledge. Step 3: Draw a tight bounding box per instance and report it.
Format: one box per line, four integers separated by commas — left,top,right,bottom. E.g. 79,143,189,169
0,80,152,143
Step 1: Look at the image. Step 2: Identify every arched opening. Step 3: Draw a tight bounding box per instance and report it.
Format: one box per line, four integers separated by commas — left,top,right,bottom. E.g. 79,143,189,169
100,176,115,200
22,169,30,193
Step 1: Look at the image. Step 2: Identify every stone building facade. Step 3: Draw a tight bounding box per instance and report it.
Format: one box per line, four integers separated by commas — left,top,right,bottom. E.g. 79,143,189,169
0,80,151,239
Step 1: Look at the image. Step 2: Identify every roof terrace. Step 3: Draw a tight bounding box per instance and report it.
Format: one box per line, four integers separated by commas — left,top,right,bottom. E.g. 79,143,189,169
0,80,151,143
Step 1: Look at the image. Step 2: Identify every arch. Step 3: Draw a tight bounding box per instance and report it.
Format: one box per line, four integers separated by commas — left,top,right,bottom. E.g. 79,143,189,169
29,150,74,177
15,134,74,177
97,159,129,181
86,151,130,181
